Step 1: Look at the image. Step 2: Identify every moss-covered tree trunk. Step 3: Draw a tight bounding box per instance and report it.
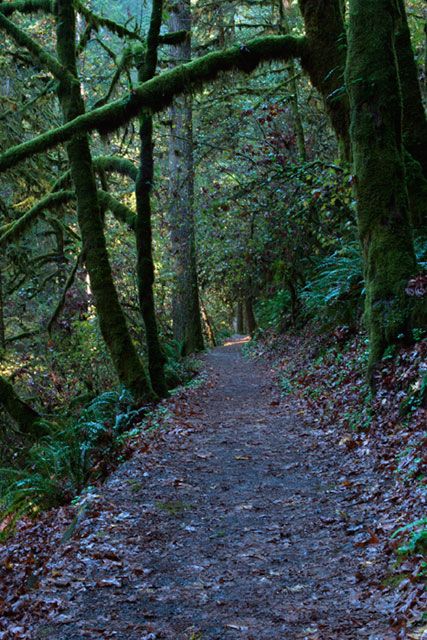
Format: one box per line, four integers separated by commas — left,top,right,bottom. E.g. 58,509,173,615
0,375,44,437
298,0,350,160
346,0,423,376
0,263,5,351
168,0,204,356
395,0,427,178
394,0,427,231
55,0,152,401
134,0,167,397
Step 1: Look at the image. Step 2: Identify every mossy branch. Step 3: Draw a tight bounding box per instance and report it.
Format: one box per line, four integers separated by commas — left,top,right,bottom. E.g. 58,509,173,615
94,156,137,181
0,190,75,246
0,34,306,173
47,253,81,333
92,47,134,109
75,0,143,41
0,0,52,16
159,30,188,45
0,163,137,245
0,11,75,84
97,190,136,229
52,156,137,192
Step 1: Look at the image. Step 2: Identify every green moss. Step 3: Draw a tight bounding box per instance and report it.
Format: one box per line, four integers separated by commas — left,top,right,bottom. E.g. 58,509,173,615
0,34,306,173
94,156,137,181
298,0,350,159
0,10,74,84
133,0,168,397
403,151,427,231
346,0,424,376
395,0,427,177
0,190,75,246
0,0,52,16
159,29,188,45
54,0,153,402
74,0,144,42
97,190,136,229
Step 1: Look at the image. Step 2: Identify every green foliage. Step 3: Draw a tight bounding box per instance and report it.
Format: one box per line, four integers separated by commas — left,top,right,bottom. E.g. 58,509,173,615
301,241,363,326
163,339,199,388
0,389,142,536
256,289,291,328
400,373,427,414
392,517,427,557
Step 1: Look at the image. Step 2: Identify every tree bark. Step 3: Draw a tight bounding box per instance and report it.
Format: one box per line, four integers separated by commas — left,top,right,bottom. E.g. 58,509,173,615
280,0,306,161
55,0,152,401
168,0,204,356
244,297,257,336
395,0,427,178
200,295,216,346
236,301,244,334
0,375,45,437
346,0,424,376
394,0,427,231
298,0,350,160
134,0,168,397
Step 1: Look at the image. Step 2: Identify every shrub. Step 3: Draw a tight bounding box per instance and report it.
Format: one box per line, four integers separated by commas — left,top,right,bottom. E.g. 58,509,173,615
0,389,142,537
301,240,364,327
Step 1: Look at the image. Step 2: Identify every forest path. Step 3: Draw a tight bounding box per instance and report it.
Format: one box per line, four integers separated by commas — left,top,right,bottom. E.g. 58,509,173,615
35,338,389,640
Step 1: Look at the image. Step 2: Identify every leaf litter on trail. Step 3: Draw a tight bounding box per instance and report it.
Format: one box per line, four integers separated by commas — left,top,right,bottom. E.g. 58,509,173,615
1,338,424,638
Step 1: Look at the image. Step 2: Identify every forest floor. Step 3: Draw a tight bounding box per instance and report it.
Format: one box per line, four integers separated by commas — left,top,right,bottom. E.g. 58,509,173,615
1,336,425,639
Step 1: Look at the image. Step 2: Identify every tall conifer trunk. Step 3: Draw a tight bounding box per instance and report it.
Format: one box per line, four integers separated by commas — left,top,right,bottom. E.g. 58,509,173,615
135,0,167,396
395,0,427,178
168,0,204,356
55,0,152,401
346,0,424,376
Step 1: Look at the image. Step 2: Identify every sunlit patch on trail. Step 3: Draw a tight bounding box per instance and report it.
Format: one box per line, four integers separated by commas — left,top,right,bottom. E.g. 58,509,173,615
224,335,251,346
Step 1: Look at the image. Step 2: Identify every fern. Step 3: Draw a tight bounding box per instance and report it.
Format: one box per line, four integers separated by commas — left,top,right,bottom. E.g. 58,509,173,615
0,388,142,536
302,241,364,325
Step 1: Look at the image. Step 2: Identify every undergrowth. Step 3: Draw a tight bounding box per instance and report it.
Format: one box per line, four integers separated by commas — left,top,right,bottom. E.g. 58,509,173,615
0,348,201,539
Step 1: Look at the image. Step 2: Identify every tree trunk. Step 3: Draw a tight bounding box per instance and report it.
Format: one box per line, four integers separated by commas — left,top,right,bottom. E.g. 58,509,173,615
168,0,204,356
200,295,216,346
134,0,168,397
346,0,423,376
280,0,307,161
55,0,152,402
287,279,299,326
395,0,427,178
0,375,45,437
236,301,244,334
0,263,5,351
244,297,257,336
394,0,427,231
298,0,350,160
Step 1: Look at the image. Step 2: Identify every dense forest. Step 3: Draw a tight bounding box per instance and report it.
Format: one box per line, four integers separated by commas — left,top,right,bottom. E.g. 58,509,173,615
0,0,426,637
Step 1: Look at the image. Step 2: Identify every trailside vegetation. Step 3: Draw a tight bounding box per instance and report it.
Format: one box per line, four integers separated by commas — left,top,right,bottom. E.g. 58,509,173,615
0,3,425,622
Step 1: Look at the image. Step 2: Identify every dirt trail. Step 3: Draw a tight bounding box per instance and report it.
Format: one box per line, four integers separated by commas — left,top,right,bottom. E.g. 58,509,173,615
35,338,390,639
